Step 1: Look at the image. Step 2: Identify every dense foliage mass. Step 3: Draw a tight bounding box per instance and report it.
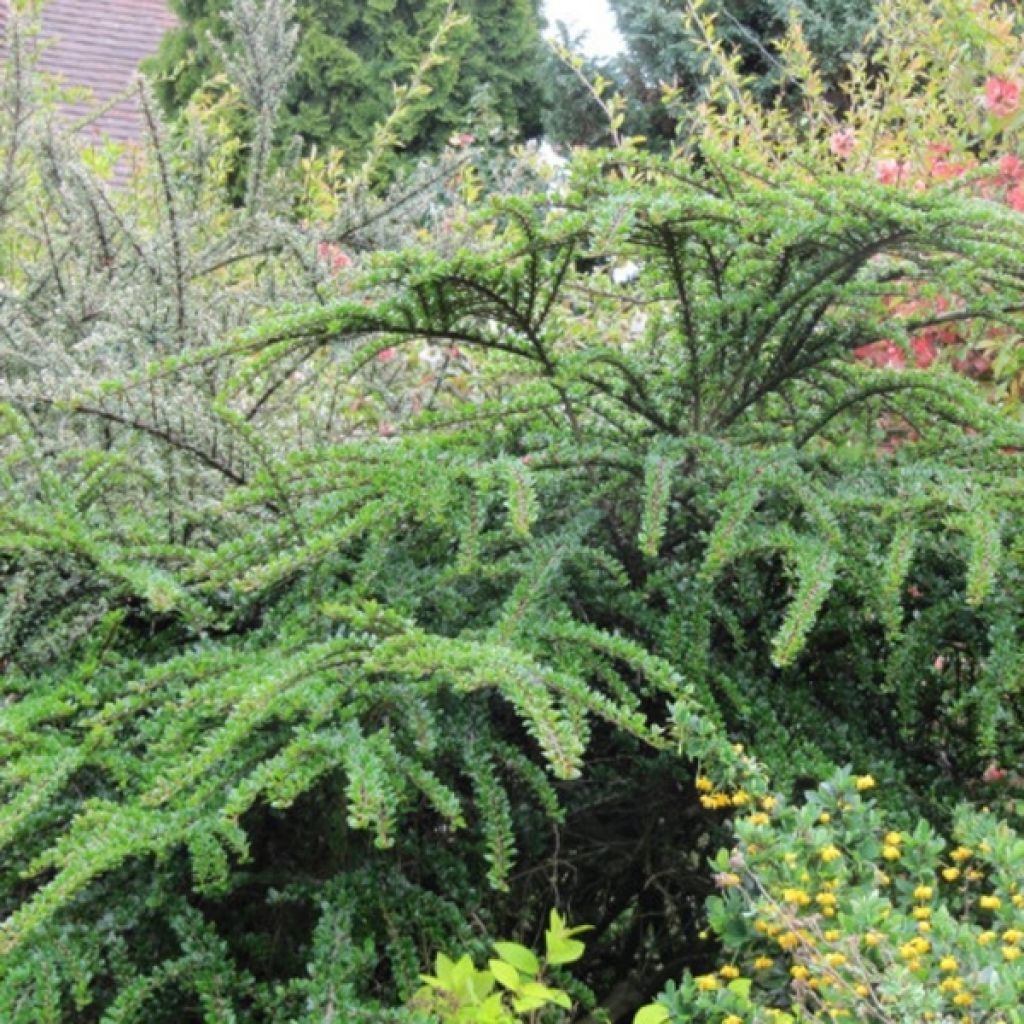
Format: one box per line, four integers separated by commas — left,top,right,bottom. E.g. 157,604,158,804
1,1,1024,1022
147,0,547,170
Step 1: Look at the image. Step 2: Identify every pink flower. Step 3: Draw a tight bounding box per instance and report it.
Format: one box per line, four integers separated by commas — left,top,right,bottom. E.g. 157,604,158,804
933,655,946,671
376,347,397,363
982,763,1008,783
317,242,353,274
449,132,475,148
829,127,856,159
999,153,1024,181
875,159,908,185
984,76,1020,117
1007,184,1024,210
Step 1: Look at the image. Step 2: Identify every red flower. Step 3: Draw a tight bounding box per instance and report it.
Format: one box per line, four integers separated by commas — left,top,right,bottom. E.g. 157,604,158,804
911,334,938,368
984,76,1020,117
854,339,905,369
1007,184,1024,210
829,127,856,159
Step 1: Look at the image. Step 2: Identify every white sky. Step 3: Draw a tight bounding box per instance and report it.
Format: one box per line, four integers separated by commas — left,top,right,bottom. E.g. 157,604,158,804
543,0,625,58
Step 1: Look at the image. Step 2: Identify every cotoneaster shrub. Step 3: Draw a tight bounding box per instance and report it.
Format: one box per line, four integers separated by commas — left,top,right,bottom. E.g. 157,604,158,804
1,1,1024,1022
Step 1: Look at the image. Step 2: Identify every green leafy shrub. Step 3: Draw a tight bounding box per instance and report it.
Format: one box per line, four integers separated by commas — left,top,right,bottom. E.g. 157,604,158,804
410,910,589,1022
2,1,1024,1021
639,768,1024,1023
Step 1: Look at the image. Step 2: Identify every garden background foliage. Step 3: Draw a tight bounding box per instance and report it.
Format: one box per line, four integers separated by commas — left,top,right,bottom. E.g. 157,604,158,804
1,1,1024,1022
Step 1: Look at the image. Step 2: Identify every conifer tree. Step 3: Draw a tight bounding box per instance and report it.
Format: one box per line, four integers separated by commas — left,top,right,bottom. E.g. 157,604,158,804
147,0,547,165
601,0,876,141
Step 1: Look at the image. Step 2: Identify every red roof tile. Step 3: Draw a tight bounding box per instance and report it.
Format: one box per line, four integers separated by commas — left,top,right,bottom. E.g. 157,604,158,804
1,0,177,146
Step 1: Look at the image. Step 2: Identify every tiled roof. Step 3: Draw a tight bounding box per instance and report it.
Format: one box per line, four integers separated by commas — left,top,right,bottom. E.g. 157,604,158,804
1,0,177,146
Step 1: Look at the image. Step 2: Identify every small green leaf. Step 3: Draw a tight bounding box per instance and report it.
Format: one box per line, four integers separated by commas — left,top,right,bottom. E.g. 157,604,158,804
727,977,752,1000
634,1005,671,1024
493,940,540,975
488,958,522,991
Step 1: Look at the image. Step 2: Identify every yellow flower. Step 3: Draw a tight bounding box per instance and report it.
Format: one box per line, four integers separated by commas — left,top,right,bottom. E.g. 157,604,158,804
863,931,882,948
899,936,929,958
966,868,984,882
882,844,901,861
939,977,963,993
917,921,931,933
824,929,841,942
939,956,958,972
942,867,960,882
1013,893,1024,908
855,984,870,997
723,1017,743,1024
952,993,973,1007
748,812,770,827
875,870,891,885
854,775,876,791
950,846,972,862
912,907,931,921
761,796,777,811
700,793,733,810
978,931,996,945
1002,929,1022,944
778,932,800,951
695,775,714,792
783,888,811,906
753,956,775,970
825,952,847,967
884,831,903,846
820,845,842,863
815,892,837,908
790,965,809,980
1002,945,1021,961
783,852,798,866
731,789,751,807
819,812,831,824
717,872,742,888
913,885,933,901
719,965,741,979
979,895,1001,910
695,974,719,991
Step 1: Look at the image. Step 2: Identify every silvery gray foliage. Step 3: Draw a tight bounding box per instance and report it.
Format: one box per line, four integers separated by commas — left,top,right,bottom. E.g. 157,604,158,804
213,0,299,205
0,2,522,522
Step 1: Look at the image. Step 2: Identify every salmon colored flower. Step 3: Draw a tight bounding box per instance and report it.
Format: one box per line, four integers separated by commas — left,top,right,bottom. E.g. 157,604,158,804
999,153,1024,181
984,77,1020,117
876,159,907,185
